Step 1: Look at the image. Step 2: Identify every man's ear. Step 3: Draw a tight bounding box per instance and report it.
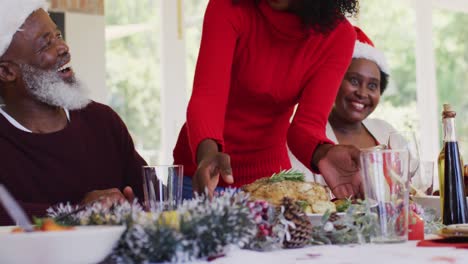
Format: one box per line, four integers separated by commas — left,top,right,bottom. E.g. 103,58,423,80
0,61,19,83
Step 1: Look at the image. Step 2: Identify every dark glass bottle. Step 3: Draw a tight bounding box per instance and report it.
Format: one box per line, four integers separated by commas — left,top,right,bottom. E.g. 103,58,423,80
441,104,468,225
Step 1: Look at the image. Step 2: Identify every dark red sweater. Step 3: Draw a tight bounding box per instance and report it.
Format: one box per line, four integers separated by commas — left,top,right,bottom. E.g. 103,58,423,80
173,0,356,187
0,102,146,225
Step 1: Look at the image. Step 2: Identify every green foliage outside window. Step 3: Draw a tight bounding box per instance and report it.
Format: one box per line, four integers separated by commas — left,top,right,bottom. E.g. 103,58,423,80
105,0,161,163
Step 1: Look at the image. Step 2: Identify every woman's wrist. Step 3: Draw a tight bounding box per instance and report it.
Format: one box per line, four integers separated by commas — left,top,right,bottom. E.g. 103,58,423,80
311,143,334,170
196,139,219,164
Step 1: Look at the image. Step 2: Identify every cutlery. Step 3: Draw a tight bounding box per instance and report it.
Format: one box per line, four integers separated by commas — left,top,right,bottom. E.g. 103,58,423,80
0,184,34,232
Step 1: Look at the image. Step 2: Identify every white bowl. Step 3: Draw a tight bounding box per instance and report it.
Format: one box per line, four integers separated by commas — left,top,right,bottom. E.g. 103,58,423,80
307,212,345,226
0,225,125,264
412,195,468,218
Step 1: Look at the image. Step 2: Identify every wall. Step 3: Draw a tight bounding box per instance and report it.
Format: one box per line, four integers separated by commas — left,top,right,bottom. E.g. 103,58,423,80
48,0,107,103
65,13,106,102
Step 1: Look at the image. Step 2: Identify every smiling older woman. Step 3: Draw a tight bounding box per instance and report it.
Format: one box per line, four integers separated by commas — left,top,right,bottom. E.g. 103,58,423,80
290,27,397,185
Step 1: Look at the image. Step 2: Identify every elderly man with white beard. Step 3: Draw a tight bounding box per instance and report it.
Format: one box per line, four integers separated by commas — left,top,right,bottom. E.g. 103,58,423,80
0,0,146,225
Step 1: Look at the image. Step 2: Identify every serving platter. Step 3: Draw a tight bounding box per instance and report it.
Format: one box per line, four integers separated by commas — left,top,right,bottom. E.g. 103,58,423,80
0,225,125,264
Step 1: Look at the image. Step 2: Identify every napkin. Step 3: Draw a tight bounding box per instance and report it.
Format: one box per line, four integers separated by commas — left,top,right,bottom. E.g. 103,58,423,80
417,238,468,249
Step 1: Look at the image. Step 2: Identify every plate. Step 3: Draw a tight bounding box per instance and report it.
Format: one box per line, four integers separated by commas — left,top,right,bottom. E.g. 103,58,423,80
0,225,125,264
439,224,468,239
307,212,345,226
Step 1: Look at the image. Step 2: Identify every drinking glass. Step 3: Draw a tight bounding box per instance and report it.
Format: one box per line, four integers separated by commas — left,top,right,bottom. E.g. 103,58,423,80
142,165,183,212
387,131,420,179
360,149,410,243
411,160,435,196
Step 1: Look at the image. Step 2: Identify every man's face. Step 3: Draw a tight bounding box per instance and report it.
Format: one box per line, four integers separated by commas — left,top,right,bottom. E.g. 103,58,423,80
6,9,89,109
16,9,74,82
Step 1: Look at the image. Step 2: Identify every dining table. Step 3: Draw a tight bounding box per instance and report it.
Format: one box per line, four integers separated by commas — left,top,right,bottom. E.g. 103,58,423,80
196,236,468,264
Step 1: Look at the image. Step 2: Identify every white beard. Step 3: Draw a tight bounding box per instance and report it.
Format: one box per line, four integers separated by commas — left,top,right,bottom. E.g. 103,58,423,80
20,64,90,110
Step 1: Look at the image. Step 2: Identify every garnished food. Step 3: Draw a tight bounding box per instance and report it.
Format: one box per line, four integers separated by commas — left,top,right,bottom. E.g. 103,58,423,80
269,169,305,183
333,199,352,213
11,218,74,233
243,171,336,214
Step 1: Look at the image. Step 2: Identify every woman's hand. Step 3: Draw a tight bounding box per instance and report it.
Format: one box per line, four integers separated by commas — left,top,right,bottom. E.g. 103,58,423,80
193,152,234,198
193,139,234,198
314,144,363,199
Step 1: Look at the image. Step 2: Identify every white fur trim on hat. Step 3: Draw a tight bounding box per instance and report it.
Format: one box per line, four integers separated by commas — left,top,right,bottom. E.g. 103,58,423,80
0,0,49,57
353,41,390,75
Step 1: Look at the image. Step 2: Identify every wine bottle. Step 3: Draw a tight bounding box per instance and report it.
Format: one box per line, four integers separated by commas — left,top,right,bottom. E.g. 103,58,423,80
440,104,468,225
438,105,464,214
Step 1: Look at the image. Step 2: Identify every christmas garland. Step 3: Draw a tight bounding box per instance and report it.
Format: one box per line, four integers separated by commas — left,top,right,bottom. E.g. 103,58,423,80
47,190,443,263
48,190,258,263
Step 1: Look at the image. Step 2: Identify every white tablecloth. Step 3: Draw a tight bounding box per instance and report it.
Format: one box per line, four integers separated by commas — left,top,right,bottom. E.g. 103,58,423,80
210,240,468,264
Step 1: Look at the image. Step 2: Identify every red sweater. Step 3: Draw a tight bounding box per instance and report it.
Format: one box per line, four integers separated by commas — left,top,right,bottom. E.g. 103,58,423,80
173,0,356,187
0,102,146,225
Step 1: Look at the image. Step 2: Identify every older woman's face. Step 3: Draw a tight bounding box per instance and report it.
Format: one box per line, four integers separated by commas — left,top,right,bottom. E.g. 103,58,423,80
333,58,382,123
266,0,294,11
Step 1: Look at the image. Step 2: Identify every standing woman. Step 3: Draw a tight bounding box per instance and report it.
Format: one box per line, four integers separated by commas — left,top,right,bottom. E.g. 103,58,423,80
174,0,361,199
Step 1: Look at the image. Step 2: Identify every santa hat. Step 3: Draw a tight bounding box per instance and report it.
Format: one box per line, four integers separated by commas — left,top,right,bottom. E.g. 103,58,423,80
0,0,49,57
353,26,389,75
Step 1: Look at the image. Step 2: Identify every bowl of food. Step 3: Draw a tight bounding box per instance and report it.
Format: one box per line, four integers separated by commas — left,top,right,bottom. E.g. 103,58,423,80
242,175,336,213
0,219,125,264
243,171,343,228
412,195,468,218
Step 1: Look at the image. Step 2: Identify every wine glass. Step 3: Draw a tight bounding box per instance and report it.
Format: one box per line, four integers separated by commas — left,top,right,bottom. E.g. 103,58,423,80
387,131,421,183
411,160,435,195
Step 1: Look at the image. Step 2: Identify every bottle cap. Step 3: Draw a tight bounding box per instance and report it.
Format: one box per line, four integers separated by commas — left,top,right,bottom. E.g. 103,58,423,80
442,104,456,118
443,104,452,112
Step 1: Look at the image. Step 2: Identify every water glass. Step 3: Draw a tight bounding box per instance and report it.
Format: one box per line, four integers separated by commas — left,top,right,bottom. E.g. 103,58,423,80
143,165,183,212
360,149,410,243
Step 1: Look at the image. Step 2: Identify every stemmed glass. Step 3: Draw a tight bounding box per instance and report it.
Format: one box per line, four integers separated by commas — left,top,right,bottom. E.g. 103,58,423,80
387,131,423,195
412,160,435,195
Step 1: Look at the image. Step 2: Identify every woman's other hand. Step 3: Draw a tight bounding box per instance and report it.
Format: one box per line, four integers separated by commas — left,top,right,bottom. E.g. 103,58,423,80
314,144,363,199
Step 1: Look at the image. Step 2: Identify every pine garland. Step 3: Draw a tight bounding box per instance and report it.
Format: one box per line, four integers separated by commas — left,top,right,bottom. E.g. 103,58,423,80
47,190,257,263
46,189,444,263
309,201,378,245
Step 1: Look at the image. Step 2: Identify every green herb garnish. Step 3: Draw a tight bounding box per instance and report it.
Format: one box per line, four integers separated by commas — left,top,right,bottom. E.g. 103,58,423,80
296,200,310,212
334,199,352,213
269,169,305,183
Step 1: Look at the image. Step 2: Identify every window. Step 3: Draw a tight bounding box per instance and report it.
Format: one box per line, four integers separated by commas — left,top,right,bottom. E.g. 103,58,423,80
356,0,419,134
433,9,468,158
184,0,210,95
105,0,161,164
104,0,468,168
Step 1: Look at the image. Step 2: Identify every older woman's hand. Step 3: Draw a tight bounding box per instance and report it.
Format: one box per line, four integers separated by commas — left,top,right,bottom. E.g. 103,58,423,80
315,144,363,199
81,186,135,207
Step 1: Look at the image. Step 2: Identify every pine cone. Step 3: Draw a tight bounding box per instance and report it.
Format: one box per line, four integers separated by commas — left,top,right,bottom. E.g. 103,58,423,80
328,212,345,231
281,197,313,249
328,212,340,222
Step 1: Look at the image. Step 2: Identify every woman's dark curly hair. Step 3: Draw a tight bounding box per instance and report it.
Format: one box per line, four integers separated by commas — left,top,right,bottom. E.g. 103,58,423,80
233,0,359,34
380,71,389,95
